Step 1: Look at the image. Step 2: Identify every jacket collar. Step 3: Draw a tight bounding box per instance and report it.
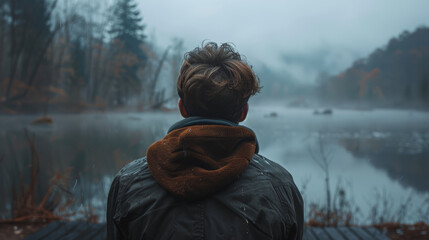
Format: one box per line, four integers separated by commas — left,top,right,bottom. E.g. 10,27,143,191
168,116,259,153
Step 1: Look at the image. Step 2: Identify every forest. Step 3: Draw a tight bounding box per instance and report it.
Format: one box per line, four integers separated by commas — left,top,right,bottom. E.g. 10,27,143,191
0,0,183,114
1,1,429,239
1,0,429,114
316,27,429,109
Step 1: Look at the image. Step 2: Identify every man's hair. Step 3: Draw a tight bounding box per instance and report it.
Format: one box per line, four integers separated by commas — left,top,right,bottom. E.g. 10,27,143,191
177,42,261,122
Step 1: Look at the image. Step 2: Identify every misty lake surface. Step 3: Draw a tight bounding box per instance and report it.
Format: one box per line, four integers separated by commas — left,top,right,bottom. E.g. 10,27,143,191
1,105,428,224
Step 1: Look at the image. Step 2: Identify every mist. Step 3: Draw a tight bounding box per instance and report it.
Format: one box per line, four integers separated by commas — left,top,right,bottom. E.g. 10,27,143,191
140,0,429,85
1,0,429,238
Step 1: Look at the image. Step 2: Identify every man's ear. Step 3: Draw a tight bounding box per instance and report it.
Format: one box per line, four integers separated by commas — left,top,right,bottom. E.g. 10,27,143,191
178,98,189,118
239,103,249,122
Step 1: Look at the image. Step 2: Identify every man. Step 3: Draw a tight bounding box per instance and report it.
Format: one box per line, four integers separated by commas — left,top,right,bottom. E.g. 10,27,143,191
107,42,304,240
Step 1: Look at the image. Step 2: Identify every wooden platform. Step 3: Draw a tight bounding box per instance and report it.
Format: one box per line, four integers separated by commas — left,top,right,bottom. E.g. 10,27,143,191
25,221,391,240
24,221,106,240
303,226,391,240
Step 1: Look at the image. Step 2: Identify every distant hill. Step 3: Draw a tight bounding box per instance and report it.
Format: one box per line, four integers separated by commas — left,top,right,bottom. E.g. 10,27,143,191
318,27,429,108
254,64,312,100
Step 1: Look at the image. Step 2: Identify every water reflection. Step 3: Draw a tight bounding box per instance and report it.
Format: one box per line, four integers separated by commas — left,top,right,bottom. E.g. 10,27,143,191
247,106,429,223
341,134,429,192
0,112,181,220
0,107,428,223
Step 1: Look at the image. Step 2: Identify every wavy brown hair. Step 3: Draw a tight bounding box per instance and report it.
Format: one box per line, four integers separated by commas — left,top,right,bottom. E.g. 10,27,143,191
177,42,261,122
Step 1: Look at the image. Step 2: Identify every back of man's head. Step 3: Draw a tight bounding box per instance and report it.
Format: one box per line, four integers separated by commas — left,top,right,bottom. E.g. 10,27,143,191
177,42,261,122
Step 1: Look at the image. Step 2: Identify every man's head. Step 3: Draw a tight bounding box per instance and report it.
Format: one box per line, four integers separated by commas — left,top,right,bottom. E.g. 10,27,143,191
177,42,261,122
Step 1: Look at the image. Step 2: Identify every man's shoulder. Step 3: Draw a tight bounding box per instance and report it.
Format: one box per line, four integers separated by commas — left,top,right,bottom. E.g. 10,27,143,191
116,157,149,178
244,154,295,187
113,157,157,193
212,154,302,236
216,153,300,210
111,157,168,210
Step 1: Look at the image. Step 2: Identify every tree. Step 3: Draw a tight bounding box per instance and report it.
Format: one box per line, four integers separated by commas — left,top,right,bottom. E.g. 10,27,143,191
108,0,147,105
109,0,146,59
55,0,111,105
318,26,429,108
66,40,86,102
169,38,184,98
0,0,6,77
2,0,58,103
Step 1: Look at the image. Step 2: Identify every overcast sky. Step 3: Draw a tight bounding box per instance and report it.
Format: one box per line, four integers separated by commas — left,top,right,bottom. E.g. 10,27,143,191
138,0,429,83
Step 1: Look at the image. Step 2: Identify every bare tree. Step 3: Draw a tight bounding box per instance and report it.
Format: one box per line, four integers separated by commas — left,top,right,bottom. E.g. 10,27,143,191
149,46,170,106
168,38,184,98
0,0,6,78
308,132,334,222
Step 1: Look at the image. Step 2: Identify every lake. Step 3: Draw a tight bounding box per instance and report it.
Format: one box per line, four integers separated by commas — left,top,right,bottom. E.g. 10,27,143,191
1,105,428,224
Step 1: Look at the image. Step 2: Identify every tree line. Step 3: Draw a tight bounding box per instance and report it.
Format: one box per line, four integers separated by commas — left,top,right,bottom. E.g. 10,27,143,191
317,27,429,108
0,0,184,113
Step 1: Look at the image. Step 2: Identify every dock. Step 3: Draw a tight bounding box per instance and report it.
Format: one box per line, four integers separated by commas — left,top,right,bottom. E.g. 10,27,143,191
303,226,390,240
24,221,391,239
24,221,106,240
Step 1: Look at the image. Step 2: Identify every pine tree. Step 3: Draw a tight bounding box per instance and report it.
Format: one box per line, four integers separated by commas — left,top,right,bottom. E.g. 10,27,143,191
109,0,146,59
108,0,147,105
4,0,56,100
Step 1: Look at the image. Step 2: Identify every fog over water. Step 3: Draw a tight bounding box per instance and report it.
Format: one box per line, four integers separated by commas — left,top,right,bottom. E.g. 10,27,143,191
1,106,428,223
1,0,429,228
247,105,429,223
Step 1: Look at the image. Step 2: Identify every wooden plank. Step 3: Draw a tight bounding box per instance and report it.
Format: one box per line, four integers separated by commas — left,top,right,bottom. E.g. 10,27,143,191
62,222,95,240
24,221,65,240
349,226,376,240
306,228,320,240
91,225,107,240
304,228,317,240
302,227,313,240
73,223,100,240
302,231,310,240
97,224,107,240
362,227,391,240
83,224,106,240
27,221,391,240
337,227,360,240
42,221,80,240
324,227,346,240
311,227,333,240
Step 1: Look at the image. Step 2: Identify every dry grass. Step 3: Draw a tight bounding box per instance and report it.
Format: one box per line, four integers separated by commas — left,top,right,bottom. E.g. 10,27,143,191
304,132,429,237
373,222,429,240
305,181,358,227
0,130,98,224
0,130,68,223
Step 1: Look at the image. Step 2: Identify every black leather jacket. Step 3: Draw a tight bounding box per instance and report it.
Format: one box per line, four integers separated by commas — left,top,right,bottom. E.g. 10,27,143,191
107,154,303,239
